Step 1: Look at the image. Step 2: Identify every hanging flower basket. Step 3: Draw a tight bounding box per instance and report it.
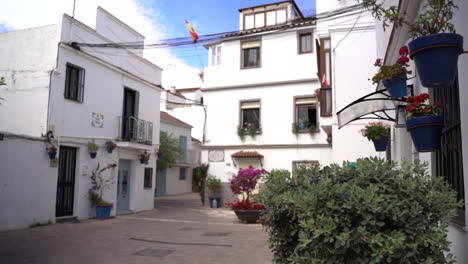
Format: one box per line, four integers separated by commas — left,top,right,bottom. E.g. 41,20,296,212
382,77,407,99
406,116,444,152
89,152,97,159
372,136,389,152
48,151,57,160
409,33,463,88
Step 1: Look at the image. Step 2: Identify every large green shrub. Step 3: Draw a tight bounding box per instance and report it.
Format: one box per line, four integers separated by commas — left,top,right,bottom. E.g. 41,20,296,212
259,158,461,264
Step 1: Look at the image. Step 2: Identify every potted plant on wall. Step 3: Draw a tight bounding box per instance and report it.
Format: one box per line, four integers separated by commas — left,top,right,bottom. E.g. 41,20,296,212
88,139,98,159
206,176,222,208
371,47,412,98
360,121,390,152
87,163,117,219
105,141,117,153
227,166,267,223
139,151,150,164
406,93,443,152
360,0,462,88
46,144,57,160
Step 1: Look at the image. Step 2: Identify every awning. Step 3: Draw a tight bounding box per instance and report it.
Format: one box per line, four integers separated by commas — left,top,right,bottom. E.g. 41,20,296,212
337,89,408,129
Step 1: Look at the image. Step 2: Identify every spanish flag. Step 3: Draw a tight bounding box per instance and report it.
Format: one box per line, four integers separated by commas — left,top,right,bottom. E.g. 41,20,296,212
185,20,199,43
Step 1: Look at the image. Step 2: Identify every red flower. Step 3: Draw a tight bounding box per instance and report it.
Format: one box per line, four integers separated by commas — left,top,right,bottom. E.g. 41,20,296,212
374,58,383,67
423,108,430,113
413,101,421,107
399,46,409,56
406,105,416,112
434,102,442,109
420,93,430,100
406,96,415,103
259,218,265,225
397,55,410,65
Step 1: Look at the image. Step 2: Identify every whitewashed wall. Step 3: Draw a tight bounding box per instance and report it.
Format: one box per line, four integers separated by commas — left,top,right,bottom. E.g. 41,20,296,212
0,25,59,137
0,138,57,231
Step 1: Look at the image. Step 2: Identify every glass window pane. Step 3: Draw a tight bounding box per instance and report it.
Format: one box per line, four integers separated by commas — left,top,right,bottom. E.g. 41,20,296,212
325,51,331,84
216,46,222,65
211,47,216,65
243,108,260,128
277,9,286,24
245,15,254,29
266,11,276,26
255,13,265,28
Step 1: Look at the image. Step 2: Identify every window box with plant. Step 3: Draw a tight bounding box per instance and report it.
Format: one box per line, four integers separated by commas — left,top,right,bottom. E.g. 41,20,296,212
292,118,317,135
406,93,443,152
46,144,57,160
360,121,390,152
371,46,412,99
88,139,98,159
87,163,117,219
227,165,266,223
361,0,463,88
105,141,117,153
205,176,222,208
237,123,262,138
238,100,261,138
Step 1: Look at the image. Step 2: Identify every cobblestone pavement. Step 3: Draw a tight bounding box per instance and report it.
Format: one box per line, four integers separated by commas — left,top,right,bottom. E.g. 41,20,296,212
0,193,272,264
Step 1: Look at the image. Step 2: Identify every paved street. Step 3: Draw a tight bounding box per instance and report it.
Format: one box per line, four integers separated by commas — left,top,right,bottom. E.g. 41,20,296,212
0,193,272,264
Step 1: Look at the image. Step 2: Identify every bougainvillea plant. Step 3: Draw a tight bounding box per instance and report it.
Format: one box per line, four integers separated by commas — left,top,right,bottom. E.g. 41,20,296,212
230,165,266,201
406,93,441,119
225,199,264,210
360,121,390,141
371,46,412,84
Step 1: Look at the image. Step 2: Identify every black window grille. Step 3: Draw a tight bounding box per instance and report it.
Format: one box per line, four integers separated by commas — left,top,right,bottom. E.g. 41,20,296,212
64,63,85,102
179,167,186,180
433,76,465,225
56,146,77,217
144,168,153,189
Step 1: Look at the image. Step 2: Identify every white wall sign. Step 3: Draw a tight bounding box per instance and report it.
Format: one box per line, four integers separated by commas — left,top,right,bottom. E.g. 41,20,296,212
92,112,104,128
208,150,224,162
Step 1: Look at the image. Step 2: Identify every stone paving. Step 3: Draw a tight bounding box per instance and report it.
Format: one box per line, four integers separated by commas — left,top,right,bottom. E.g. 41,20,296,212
0,193,272,264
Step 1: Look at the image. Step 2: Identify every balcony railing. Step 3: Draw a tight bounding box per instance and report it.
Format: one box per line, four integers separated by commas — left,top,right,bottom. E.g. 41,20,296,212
118,116,153,145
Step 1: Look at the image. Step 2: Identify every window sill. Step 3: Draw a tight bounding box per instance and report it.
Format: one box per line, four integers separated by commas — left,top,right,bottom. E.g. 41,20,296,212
298,51,313,55
241,66,261,70
64,98,83,104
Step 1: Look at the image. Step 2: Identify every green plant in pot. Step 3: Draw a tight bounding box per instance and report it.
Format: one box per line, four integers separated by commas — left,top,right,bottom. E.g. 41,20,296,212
87,163,117,219
105,141,117,153
205,175,222,208
360,0,462,88
405,93,443,152
371,47,412,98
360,121,390,152
88,139,98,159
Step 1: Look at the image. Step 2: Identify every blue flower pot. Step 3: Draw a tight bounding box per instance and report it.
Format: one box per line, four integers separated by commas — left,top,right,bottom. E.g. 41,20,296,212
372,136,389,152
96,204,112,219
382,77,407,98
406,116,444,152
107,148,113,153
48,151,57,160
89,152,97,159
409,33,463,88
208,197,221,208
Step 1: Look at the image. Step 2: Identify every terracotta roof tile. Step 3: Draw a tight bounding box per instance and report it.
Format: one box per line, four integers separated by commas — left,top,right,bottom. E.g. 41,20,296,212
231,151,263,158
160,111,193,129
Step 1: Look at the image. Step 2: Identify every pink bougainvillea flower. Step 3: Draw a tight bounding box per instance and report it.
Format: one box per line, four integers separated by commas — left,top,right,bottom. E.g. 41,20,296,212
399,46,409,56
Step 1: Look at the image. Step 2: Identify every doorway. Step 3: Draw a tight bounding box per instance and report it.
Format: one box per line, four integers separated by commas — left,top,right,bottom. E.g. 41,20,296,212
117,159,132,214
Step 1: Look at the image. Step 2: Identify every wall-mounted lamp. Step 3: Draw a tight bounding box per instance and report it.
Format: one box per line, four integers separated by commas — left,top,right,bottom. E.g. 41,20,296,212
395,105,407,128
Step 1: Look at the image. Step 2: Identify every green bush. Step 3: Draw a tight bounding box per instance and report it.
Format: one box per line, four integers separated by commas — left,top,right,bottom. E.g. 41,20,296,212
259,158,461,264
205,176,221,193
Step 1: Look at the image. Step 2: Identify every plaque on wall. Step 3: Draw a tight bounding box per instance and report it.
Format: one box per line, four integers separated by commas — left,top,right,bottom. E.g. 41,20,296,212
208,150,224,162
91,112,104,128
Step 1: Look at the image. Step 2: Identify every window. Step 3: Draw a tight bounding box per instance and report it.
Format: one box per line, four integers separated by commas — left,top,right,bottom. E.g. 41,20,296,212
64,63,85,102
211,45,222,66
316,38,333,117
144,168,153,189
179,135,187,163
294,97,317,131
243,8,287,30
240,100,261,129
179,167,186,180
298,32,313,54
241,40,261,69
433,76,465,225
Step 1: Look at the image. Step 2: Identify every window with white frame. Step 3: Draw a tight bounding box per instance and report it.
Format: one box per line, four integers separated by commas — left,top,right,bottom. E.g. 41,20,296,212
64,63,85,102
211,45,222,66
294,97,317,131
244,8,287,30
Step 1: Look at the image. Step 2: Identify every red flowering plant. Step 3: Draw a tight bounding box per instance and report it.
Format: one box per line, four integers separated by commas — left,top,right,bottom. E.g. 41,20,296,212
371,46,412,84
406,93,441,119
227,165,267,211
46,144,57,153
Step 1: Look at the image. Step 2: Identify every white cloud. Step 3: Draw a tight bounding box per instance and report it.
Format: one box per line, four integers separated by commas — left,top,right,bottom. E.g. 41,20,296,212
0,0,202,89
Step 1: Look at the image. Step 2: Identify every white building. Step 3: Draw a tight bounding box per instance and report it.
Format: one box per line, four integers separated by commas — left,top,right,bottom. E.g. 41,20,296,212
338,0,468,262
157,111,200,196
0,8,162,230
200,0,382,198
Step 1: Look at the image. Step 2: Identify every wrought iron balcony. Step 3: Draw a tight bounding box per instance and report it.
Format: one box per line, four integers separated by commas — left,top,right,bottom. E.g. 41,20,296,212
118,116,153,145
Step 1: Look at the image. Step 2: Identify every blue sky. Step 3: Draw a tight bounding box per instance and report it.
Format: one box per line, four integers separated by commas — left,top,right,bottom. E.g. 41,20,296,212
147,0,316,68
